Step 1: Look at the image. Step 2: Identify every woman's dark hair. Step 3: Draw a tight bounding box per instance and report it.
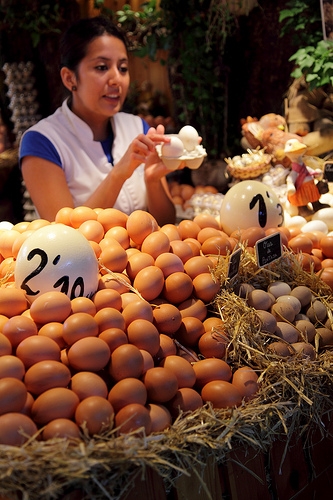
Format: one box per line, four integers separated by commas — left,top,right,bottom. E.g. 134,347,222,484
60,16,128,71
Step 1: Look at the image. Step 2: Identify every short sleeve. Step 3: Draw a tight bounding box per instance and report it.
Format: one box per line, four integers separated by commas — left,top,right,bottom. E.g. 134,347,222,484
19,131,62,168
142,118,150,134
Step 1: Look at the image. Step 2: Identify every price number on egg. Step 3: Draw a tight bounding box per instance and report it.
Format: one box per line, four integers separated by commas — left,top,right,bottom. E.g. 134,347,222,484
19,248,86,299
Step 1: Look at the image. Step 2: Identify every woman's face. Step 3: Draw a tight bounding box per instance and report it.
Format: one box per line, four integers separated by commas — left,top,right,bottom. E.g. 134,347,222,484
72,34,130,122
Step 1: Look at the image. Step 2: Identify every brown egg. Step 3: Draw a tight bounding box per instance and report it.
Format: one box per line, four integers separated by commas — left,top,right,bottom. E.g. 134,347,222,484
152,302,182,336
68,337,110,372
193,213,220,230
70,371,109,400
0,228,21,259
154,252,184,277
316,327,333,348
290,286,313,307
203,316,224,331
92,288,122,312
182,237,201,256
97,207,128,231
140,349,155,373
162,272,193,304
267,281,291,298
133,266,165,301
75,396,114,436
29,291,72,324
197,227,224,244
2,315,38,349
0,377,27,415
175,316,205,347
154,334,177,362
291,342,316,360
0,287,28,317
169,240,193,263
143,367,178,403
78,219,105,244
122,299,154,327
126,210,158,246
104,226,130,249
147,403,172,432
32,387,80,425
267,341,292,357
38,322,66,349
159,224,181,242
98,272,132,294
127,319,160,356
288,234,313,254
126,252,155,281
201,380,243,409
306,299,327,323
99,240,128,274
115,403,151,435
62,312,99,346
198,331,227,358
256,310,277,334
178,297,207,321
270,302,296,323
70,296,97,316
177,219,201,240
94,307,126,332
276,295,302,315
21,391,34,416
24,360,71,395
317,268,333,290
98,328,128,353
167,387,203,417
247,289,273,311
141,231,170,259
0,413,38,446
192,273,220,303
275,322,299,343
160,355,196,388
109,344,144,381
294,319,316,343
320,235,333,258
231,366,259,401
184,256,215,280
69,206,97,228
201,235,232,256
42,418,81,440
0,332,12,355
16,335,61,369
193,358,232,388
240,227,266,248
108,378,147,413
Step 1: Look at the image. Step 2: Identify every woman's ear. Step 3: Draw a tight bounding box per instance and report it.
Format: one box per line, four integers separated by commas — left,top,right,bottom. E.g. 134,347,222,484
60,67,77,92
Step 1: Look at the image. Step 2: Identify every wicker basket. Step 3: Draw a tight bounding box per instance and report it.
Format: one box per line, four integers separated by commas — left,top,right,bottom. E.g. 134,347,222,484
225,149,272,179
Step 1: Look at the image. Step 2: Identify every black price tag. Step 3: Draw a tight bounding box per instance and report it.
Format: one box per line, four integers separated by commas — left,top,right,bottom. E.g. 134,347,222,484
227,247,242,279
255,232,282,268
324,161,333,182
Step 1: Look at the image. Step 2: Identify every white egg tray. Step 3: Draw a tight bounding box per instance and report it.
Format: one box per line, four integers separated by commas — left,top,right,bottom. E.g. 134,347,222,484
156,132,207,171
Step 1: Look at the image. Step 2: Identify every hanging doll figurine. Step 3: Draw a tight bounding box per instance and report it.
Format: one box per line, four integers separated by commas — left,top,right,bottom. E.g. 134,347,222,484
284,138,328,218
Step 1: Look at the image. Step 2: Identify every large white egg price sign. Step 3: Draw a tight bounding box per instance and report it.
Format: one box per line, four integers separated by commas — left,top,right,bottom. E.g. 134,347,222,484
15,223,99,301
220,180,284,235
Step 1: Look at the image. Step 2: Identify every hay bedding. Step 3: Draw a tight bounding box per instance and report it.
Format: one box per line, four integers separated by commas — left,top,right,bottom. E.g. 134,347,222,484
1,250,333,499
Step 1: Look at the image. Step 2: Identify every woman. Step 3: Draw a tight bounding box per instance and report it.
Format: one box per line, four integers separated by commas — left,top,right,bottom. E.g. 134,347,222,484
19,16,176,225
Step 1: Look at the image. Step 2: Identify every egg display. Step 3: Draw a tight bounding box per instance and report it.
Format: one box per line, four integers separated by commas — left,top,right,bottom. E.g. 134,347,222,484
0,200,333,462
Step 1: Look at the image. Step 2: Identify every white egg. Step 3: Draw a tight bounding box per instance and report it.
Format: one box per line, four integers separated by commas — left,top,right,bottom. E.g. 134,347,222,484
284,215,307,229
301,219,328,234
178,125,199,152
161,136,184,158
312,207,333,231
0,221,14,230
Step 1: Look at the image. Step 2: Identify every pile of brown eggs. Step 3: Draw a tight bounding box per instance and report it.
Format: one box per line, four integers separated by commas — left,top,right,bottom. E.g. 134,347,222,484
0,207,260,446
0,205,332,447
